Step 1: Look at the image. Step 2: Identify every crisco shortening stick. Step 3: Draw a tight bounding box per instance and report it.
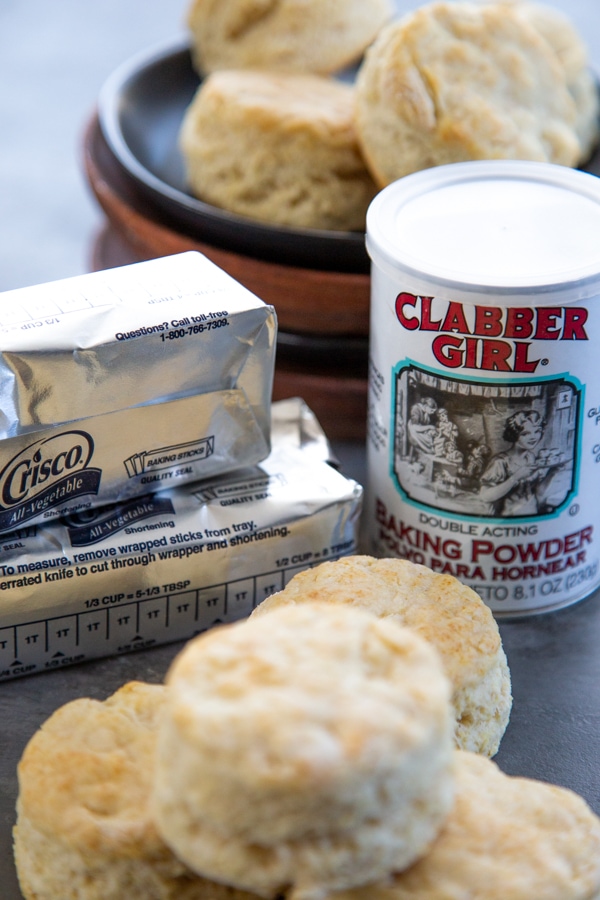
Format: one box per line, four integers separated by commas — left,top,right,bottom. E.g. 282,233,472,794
0,251,276,531
0,399,362,680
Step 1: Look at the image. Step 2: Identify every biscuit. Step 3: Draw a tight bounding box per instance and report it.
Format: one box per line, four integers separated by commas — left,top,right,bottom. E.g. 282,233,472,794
328,750,600,900
179,69,378,231
354,1,582,187
152,603,455,899
252,556,512,757
510,1,599,161
186,0,394,76
13,681,258,900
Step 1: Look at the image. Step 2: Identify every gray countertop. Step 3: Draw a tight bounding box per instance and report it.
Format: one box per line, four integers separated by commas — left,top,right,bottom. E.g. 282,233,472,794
1,1,600,897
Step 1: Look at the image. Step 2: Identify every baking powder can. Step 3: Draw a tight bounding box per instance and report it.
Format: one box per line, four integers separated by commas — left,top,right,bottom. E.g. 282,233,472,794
365,160,600,616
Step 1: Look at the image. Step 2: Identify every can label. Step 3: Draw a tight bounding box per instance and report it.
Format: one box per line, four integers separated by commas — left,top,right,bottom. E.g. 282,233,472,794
367,268,600,614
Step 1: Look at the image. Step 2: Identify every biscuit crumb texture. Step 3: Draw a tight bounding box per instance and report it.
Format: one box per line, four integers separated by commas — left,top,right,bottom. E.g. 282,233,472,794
355,1,585,186
179,70,377,230
252,556,512,758
152,604,455,899
187,0,394,75
326,750,600,900
13,681,258,900
508,0,600,161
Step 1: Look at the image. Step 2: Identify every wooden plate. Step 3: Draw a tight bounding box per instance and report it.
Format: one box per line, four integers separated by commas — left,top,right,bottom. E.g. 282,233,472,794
97,38,368,274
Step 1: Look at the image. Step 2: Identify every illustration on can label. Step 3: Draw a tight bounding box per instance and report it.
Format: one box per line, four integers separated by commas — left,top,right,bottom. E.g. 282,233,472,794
392,363,580,519
365,161,600,615
367,290,600,614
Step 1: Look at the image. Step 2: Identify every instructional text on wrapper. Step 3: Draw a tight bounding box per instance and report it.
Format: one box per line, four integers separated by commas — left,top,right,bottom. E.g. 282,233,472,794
0,519,356,593
115,312,229,342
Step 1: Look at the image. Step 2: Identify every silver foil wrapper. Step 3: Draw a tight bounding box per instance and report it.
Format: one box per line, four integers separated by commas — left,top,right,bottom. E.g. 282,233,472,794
0,399,363,680
0,251,276,532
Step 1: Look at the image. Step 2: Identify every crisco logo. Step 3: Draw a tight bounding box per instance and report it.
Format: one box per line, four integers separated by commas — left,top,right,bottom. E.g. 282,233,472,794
0,431,94,507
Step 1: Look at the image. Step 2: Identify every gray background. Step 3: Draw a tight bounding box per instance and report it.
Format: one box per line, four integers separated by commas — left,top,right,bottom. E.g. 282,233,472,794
1,0,599,293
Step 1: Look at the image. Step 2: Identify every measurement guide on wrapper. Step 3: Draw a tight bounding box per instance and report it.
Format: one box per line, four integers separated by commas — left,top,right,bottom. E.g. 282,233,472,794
0,399,362,681
0,563,310,679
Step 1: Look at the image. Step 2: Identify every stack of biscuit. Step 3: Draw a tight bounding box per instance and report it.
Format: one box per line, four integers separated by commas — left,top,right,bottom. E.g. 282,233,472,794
13,558,600,900
251,555,513,757
178,0,599,231
185,0,395,77
151,603,455,898
178,69,379,231
13,681,260,900
354,0,599,187
179,0,393,231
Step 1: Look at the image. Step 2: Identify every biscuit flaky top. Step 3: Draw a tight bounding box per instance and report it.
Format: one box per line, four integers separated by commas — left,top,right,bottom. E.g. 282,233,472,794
252,556,512,758
186,0,394,75
253,555,502,691
509,0,600,159
13,681,275,900
152,604,456,898
327,750,600,900
183,70,360,143
179,69,377,230
16,681,168,858
161,603,452,812
354,0,583,186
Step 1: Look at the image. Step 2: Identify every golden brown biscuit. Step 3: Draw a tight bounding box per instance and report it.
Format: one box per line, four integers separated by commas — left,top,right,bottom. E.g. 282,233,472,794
252,556,512,757
328,751,600,900
13,681,259,900
354,1,581,187
179,69,378,231
152,604,455,899
186,0,394,76
510,1,599,161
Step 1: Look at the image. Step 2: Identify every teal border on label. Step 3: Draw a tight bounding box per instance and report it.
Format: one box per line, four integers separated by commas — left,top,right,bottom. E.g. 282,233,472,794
389,357,585,525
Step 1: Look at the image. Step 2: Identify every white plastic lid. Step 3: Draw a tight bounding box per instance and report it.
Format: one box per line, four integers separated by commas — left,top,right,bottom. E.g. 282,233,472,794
366,161,600,302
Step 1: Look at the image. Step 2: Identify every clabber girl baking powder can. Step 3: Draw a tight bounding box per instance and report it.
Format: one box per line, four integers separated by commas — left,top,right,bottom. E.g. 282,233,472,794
365,160,600,616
